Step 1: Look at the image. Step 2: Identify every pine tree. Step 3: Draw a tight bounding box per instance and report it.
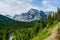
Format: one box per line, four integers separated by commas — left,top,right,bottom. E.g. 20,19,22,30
52,12,57,21
57,8,60,21
47,13,53,26
40,18,47,30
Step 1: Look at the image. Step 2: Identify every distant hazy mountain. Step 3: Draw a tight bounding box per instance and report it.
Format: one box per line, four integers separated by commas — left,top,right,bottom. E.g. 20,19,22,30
13,9,47,21
5,15,13,19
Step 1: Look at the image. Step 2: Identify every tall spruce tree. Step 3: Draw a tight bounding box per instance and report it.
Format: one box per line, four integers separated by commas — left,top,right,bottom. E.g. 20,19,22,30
57,8,60,21
47,13,53,26
53,12,57,21
40,18,47,30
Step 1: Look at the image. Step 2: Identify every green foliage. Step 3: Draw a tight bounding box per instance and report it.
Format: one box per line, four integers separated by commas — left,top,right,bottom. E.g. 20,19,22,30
47,13,53,26
53,12,57,20
32,20,58,40
57,8,60,21
40,18,47,30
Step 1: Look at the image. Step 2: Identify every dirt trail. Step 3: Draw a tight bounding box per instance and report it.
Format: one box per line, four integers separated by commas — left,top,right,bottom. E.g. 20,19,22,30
44,23,59,40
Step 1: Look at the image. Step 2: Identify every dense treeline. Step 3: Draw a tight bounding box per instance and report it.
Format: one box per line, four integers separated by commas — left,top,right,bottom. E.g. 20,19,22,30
0,8,60,40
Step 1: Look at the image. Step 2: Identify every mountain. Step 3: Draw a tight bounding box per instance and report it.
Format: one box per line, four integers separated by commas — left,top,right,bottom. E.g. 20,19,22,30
5,15,13,19
13,9,47,21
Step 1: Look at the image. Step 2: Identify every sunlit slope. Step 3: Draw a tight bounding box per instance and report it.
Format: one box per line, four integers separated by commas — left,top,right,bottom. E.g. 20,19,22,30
32,20,59,40
44,22,60,40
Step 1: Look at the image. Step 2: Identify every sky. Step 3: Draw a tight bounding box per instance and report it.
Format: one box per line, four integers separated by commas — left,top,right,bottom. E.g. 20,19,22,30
0,0,59,16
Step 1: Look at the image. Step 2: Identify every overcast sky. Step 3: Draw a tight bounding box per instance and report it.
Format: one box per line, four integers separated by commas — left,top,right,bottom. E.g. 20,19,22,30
0,0,59,16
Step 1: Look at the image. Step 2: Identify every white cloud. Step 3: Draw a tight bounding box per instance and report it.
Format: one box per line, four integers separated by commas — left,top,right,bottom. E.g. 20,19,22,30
0,0,40,16
42,0,49,6
20,0,33,3
41,0,57,12
44,6,57,12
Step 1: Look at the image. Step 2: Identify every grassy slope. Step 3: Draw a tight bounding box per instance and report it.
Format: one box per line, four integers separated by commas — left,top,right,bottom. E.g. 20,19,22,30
32,20,58,40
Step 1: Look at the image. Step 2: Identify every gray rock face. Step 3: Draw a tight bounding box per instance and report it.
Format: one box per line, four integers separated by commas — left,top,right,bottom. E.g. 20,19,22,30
13,9,47,21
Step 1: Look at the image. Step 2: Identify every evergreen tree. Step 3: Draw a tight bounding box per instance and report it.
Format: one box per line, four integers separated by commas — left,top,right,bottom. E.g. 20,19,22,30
52,12,57,21
40,18,47,30
57,8,60,21
47,13,53,26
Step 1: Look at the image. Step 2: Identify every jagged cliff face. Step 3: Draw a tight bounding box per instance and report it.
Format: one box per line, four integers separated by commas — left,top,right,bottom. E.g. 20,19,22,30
44,22,60,40
13,9,47,21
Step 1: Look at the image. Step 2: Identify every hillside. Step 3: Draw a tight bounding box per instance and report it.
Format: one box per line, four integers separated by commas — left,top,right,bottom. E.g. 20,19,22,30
44,22,60,40
32,20,59,40
0,14,40,40
0,14,36,29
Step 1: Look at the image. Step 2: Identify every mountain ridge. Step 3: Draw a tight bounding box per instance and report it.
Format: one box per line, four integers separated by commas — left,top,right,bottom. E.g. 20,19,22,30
13,8,47,21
